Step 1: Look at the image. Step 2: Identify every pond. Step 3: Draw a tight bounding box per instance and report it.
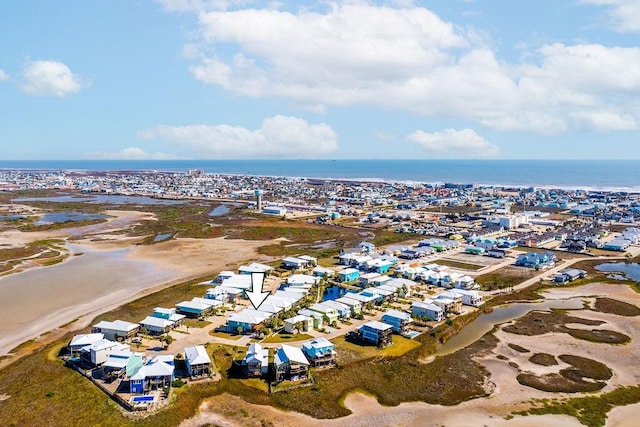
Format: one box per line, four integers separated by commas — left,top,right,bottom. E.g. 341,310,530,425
35,212,108,225
0,214,26,221
14,194,186,205
323,285,353,301
596,262,640,282
434,298,585,357
209,204,230,217
153,233,173,242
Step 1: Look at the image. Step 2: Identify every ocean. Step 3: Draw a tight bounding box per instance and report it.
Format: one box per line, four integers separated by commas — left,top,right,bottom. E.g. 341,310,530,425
1,160,639,191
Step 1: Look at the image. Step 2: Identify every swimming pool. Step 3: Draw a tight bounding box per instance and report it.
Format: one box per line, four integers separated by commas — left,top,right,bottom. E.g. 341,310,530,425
130,395,155,403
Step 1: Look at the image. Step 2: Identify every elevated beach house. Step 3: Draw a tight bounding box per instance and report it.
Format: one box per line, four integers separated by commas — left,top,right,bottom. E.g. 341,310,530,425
381,309,413,335
184,345,212,378
273,344,310,382
357,320,393,347
243,342,269,378
301,337,336,368
92,320,140,342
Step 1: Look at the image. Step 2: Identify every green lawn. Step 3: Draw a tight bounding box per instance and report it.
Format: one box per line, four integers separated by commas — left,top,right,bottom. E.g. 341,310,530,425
182,319,212,329
262,333,315,343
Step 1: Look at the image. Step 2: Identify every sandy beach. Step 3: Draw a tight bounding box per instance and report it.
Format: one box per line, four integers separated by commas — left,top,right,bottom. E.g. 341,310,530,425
0,210,273,357
181,281,640,427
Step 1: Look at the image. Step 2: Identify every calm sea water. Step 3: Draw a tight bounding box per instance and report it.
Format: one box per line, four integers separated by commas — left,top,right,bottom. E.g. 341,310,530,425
1,160,639,190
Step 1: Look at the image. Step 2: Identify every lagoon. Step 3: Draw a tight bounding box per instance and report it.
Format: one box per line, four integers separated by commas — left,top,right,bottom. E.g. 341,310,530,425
596,263,640,282
0,244,181,356
434,298,584,357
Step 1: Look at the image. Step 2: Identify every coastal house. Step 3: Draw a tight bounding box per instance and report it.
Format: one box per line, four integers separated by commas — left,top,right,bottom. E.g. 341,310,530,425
152,307,185,326
129,360,175,394
92,320,140,342
302,337,336,368
308,303,340,324
554,268,587,283
205,286,231,303
412,301,444,321
359,272,382,287
320,300,351,319
335,296,363,315
357,241,376,253
243,343,269,377
437,292,463,313
184,345,212,378
239,262,273,275
356,320,393,347
297,309,325,329
282,257,310,270
515,252,557,268
273,345,310,382
102,350,143,380
312,266,335,278
450,289,483,307
139,316,174,335
80,339,129,366
227,309,271,334
338,268,360,283
287,274,320,287
68,333,104,357
381,310,413,334
283,314,312,334
176,297,219,318
298,255,318,266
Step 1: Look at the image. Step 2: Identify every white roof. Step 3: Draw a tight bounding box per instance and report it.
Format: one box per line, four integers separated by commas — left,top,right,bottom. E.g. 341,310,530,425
302,337,333,351
361,320,393,331
245,343,268,366
220,275,252,289
287,274,318,285
321,300,349,312
153,307,176,316
382,309,412,321
284,314,311,324
70,333,104,347
413,301,443,312
148,354,174,364
103,350,134,369
177,297,218,311
93,319,139,332
139,316,173,329
185,345,211,365
130,360,174,380
274,344,309,366
228,309,271,325
82,339,128,353
335,296,362,307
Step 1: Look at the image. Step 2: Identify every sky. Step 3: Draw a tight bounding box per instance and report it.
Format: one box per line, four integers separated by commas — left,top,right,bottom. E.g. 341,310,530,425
0,0,639,160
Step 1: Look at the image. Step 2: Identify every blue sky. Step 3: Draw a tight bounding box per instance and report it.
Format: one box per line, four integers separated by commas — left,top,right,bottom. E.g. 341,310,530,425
0,0,639,160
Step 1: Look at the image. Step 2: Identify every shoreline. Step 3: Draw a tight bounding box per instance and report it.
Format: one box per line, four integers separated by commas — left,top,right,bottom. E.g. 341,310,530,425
0,210,273,363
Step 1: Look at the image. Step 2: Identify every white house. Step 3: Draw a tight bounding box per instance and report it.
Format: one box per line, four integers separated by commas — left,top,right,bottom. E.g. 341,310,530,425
450,289,483,306
184,345,212,377
68,333,104,356
284,314,313,333
92,320,140,342
412,301,444,321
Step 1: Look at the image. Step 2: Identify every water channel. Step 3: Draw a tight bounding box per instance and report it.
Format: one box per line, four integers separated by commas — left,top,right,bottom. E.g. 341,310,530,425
434,298,585,356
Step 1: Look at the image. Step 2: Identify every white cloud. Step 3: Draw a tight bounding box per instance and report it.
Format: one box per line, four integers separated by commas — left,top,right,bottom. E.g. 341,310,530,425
137,115,338,158
84,147,182,160
178,3,640,133
406,128,499,158
20,60,88,97
0,69,9,81
580,0,640,32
